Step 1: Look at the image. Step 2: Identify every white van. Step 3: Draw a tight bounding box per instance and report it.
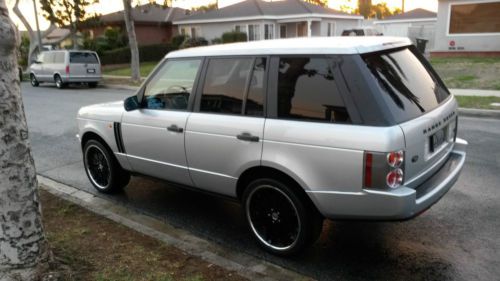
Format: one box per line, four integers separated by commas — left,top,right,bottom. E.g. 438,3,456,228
30,50,102,89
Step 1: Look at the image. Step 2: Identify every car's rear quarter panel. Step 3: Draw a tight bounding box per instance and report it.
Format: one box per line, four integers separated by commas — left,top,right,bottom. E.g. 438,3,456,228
262,119,406,193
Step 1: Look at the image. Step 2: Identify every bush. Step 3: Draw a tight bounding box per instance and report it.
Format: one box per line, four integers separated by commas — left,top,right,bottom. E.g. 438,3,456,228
221,31,247,43
100,43,176,65
211,37,222,45
179,37,208,49
171,34,188,49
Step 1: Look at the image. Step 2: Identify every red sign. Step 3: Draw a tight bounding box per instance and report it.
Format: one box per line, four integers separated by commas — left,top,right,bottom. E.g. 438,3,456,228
449,40,456,47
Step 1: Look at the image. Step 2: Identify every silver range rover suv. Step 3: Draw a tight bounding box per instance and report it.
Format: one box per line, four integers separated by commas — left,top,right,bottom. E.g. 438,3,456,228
77,37,467,255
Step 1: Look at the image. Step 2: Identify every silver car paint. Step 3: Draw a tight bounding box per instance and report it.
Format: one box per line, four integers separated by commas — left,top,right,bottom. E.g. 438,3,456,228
185,113,264,197
121,109,193,186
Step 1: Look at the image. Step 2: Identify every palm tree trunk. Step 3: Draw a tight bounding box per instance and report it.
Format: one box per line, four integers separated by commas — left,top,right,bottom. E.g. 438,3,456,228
123,0,141,83
0,1,49,279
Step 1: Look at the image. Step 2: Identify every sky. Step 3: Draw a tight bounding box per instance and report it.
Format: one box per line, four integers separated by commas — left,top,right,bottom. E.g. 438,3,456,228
7,0,438,31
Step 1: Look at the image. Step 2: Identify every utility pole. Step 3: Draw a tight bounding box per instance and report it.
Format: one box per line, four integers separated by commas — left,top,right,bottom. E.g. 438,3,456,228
33,0,43,52
402,0,405,12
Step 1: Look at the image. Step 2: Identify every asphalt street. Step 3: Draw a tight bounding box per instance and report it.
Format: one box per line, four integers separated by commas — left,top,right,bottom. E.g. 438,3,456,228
22,82,500,281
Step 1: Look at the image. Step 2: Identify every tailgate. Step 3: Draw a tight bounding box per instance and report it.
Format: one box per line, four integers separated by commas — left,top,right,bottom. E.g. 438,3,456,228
399,97,458,188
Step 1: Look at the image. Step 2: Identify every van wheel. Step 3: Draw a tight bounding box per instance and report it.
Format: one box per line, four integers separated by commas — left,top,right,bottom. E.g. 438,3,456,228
54,75,66,89
30,74,39,87
88,82,98,88
243,178,323,256
83,139,130,193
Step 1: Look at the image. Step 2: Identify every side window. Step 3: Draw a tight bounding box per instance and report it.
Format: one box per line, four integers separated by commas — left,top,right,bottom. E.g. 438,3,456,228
245,58,266,116
143,59,201,110
200,58,253,115
277,57,350,123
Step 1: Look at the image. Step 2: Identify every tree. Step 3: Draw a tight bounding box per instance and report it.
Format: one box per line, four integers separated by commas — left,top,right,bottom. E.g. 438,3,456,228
371,3,394,19
357,0,372,18
39,0,99,49
304,0,327,7
12,0,56,66
0,1,50,280
122,0,141,83
191,2,217,12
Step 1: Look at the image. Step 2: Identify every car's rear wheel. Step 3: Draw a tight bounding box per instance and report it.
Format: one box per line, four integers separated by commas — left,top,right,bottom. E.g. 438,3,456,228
30,74,39,87
83,139,130,193
54,75,66,89
243,178,323,255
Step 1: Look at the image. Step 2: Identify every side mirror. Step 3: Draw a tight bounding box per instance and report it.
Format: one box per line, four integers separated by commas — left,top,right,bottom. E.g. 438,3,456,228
124,95,140,111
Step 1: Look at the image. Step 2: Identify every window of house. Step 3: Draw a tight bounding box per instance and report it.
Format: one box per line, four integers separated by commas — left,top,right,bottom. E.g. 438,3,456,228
280,25,287,38
201,58,253,114
190,26,201,38
449,2,500,34
248,24,261,41
327,22,335,36
143,59,201,110
277,57,350,123
235,25,246,33
245,58,267,116
264,24,274,39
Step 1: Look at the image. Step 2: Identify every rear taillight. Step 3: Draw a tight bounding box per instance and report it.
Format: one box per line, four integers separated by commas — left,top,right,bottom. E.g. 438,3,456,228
65,65,70,75
364,150,405,189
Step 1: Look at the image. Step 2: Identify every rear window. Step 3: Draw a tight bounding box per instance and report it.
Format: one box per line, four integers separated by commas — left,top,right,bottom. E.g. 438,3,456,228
70,52,99,64
362,47,450,123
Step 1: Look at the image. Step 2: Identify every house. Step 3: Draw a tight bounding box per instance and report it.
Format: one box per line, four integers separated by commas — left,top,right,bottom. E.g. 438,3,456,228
42,28,72,49
432,0,500,57
172,0,363,42
373,8,437,51
81,4,188,46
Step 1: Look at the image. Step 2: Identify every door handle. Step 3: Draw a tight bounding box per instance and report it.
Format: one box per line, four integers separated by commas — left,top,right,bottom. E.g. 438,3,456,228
167,124,183,133
237,132,259,142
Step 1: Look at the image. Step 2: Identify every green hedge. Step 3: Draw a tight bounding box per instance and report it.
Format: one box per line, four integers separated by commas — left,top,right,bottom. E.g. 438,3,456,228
222,31,247,43
100,44,176,65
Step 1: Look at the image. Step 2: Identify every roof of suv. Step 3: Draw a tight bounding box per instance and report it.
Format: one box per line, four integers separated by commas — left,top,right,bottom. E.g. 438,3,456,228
166,37,412,58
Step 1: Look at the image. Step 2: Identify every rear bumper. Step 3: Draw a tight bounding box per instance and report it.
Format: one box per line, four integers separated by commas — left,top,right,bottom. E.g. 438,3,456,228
63,76,101,83
308,138,467,220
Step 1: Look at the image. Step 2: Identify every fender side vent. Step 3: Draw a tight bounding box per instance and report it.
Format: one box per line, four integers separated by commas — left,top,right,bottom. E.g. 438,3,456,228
113,122,126,153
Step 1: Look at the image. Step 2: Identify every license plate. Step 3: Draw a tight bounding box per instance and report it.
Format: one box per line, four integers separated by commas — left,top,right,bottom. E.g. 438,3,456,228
87,69,95,73
430,127,447,152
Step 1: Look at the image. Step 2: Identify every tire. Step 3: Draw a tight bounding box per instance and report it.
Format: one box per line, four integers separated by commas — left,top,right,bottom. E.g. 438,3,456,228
30,74,39,87
243,178,323,256
88,82,98,88
83,139,130,193
54,75,66,89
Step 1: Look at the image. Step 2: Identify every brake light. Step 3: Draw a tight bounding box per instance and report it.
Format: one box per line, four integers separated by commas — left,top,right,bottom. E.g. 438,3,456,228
386,168,404,188
364,153,373,187
65,65,70,74
363,150,405,189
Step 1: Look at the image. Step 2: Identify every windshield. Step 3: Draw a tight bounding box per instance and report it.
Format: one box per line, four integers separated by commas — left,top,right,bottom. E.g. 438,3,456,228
362,46,450,123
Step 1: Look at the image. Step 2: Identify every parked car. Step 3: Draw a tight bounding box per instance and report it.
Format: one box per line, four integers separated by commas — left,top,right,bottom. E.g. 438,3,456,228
77,37,467,255
342,27,382,36
30,50,101,89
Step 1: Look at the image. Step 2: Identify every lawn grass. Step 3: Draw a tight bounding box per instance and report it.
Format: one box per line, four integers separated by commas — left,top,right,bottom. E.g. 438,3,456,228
103,61,158,77
41,190,247,281
455,96,500,110
429,57,500,90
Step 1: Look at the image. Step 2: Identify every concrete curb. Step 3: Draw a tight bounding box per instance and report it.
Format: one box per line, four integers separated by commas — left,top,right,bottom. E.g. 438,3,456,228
37,175,311,281
100,83,140,91
458,108,500,119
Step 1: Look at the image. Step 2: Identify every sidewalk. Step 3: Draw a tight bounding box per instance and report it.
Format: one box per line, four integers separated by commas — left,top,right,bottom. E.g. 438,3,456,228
450,89,500,97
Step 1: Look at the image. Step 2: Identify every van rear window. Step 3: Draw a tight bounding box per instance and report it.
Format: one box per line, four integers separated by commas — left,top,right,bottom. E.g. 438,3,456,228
70,52,99,64
362,47,450,123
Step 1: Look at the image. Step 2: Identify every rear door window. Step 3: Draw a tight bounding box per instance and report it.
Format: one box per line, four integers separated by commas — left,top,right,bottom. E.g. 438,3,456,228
277,57,350,123
200,58,253,115
362,46,450,123
70,52,99,64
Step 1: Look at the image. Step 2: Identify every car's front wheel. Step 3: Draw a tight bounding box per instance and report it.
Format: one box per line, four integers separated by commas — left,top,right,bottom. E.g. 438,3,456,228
30,74,39,87
83,139,130,193
243,178,323,256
